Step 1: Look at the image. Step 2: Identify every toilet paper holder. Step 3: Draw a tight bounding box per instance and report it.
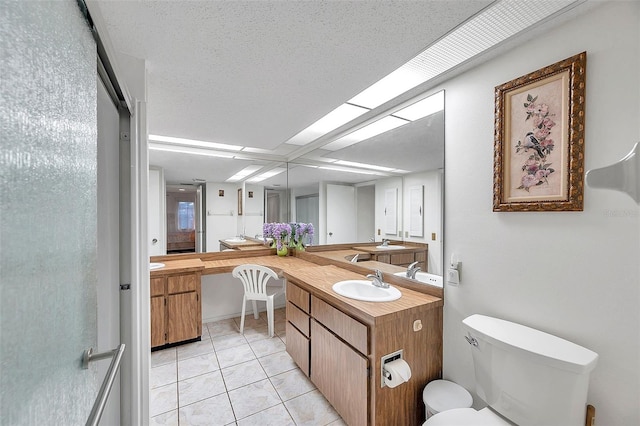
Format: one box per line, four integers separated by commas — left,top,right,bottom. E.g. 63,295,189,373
381,349,404,388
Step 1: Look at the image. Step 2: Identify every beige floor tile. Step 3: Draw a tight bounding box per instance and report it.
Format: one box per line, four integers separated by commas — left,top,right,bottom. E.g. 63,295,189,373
258,351,297,377
151,347,177,367
177,339,214,361
284,389,340,426
270,368,316,401
227,379,282,420
221,359,267,391
150,362,177,389
216,343,256,369
150,382,178,418
179,370,227,406
248,337,285,358
179,393,235,426
236,403,295,426
150,409,179,426
178,352,219,381
212,332,248,351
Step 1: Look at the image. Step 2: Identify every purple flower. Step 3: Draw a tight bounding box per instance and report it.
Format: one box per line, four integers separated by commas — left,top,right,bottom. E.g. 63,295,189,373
521,174,539,188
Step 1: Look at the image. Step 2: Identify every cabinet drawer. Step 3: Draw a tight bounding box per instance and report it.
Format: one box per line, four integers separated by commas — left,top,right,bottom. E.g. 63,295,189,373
286,281,310,313
286,321,310,376
286,301,310,337
390,252,415,266
311,296,368,355
150,277,165,297
167,274,197,294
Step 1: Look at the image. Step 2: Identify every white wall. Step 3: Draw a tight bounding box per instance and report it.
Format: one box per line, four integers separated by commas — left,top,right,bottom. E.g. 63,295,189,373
441,2,639,425
148,167,166,255
403,170,443,274
206,182,241,251
374,177,403,241
243,183,265,237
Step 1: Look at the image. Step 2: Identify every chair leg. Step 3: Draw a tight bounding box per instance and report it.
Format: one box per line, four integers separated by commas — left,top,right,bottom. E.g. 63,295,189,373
251,300,259,319
266,297,274,338
240,295,246,334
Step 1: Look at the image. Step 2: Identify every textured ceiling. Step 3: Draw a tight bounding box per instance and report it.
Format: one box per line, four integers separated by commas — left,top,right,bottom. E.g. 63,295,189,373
96,0,491,185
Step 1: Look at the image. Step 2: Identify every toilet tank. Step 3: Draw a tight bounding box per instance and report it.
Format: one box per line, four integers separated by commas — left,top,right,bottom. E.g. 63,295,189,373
462,314,598,426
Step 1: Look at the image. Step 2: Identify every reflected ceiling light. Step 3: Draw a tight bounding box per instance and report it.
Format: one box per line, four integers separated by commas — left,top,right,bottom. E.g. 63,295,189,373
393,91,444,121
247,167,287,183
226,165,263,182
149,143,235,158
149,134,243,151
323,115,408,151
318,165,382,176
285,103,370,146
333,160,395,172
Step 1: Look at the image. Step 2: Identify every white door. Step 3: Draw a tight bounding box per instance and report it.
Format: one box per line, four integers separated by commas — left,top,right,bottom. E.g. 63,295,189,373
1,1,102,423
326,184,356,243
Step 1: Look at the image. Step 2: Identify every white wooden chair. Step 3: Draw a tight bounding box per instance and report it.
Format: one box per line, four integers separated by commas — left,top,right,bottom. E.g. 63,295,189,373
232,264,284,337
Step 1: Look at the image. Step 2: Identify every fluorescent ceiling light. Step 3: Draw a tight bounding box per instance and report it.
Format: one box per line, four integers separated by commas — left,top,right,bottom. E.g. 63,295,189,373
393,91,444,121
247,167,287,183
333,160,395,172
149,134,243,151
285,103,370,146
318,165,381,176
323,115,408,151
149,143,235,158
226,165,263,182
345,1,575,111
348,67,428,110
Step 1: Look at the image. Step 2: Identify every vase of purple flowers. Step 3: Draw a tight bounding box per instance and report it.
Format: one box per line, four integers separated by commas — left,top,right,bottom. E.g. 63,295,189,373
263,222,292,256
289,222,314,251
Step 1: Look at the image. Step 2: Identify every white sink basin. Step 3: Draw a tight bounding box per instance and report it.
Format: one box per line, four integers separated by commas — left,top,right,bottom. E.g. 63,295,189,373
332,280,401,302
150,262,165,270
394,271,443,287
225,237,246,243
375,245,406,250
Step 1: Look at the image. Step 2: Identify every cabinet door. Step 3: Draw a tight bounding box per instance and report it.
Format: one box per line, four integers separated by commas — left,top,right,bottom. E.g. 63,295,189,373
167,292,199,343
286,321,310,376
150,296,166,348
310,320,368,426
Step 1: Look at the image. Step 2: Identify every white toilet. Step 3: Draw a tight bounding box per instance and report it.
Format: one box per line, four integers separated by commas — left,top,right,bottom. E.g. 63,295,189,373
425,314,599,426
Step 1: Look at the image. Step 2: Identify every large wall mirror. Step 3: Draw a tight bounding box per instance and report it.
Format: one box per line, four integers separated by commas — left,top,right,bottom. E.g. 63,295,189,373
149,90,444,274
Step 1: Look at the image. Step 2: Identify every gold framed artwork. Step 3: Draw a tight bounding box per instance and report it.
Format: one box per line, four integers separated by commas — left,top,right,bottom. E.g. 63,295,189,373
493,52,586,212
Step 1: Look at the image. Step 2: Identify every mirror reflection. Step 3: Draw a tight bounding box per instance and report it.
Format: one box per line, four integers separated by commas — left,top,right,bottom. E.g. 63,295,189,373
149,90,445,277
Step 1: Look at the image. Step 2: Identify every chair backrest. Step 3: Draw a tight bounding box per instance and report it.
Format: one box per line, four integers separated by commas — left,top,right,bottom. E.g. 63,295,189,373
232,264,279,298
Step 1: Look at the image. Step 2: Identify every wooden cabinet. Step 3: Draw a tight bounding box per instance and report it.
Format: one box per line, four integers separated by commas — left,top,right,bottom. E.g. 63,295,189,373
310,300,368,426
285,275,442,426
150,271,202,349
285,281,311,375
352,244,428,270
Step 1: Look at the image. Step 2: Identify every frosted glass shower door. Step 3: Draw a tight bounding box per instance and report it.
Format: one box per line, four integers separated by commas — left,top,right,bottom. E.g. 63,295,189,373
1,1,100,424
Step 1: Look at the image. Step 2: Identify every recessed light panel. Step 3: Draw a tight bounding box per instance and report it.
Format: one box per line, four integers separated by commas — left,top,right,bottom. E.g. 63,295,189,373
323,115,408,151
149,134,243,151
285,103,370,146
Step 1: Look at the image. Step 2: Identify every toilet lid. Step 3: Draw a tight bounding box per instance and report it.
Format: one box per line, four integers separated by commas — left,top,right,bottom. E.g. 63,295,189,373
423,408,513,426
423,380,473,412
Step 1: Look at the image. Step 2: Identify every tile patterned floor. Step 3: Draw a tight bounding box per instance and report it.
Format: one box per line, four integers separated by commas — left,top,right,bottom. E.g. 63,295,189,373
150,308,346,426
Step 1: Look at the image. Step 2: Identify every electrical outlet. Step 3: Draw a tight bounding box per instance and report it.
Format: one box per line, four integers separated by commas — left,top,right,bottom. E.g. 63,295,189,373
447,269,460,285
431,232,436,241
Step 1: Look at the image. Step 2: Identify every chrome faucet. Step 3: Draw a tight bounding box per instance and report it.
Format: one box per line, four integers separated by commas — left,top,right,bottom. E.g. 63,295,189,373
381,239,390,247
351,254,359,263
366,269,389,288
406,261,421,279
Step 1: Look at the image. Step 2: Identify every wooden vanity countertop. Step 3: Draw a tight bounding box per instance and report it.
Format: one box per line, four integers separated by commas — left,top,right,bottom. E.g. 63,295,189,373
284,264,442,326
201,255,320,276
150,258,205,276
